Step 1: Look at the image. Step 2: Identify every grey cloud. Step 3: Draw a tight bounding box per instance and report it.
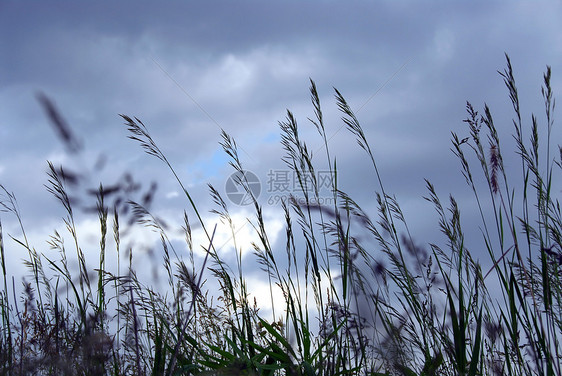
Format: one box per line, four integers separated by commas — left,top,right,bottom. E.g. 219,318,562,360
1,1,561,288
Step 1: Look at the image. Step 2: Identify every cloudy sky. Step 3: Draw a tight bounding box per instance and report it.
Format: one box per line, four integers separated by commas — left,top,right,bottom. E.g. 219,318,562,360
1,2,561,311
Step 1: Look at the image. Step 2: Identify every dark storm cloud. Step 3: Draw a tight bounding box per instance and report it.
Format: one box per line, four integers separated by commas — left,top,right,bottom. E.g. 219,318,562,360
1,0,561,290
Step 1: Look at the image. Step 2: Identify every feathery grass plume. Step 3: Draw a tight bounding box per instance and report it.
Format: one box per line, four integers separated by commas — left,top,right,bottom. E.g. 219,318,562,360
122,115,223,278
167,224,216,375
335,87,401,252
123,115,167,163
489,143,500,195
96,184,108,333
45,161,90,320
112,203,122,357
309,82,338,230
0,217,13,373
279,110,329,325
1,186,49,312
36,92,83,154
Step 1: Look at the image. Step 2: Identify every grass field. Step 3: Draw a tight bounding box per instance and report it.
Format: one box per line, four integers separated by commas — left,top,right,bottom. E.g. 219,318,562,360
1,55,561,375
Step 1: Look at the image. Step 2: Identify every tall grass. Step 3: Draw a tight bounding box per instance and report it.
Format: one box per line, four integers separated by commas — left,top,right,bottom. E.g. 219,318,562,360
0,55,561,375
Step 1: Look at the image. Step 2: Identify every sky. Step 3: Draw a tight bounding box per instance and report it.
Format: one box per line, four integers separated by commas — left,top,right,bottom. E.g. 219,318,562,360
1,1,562,316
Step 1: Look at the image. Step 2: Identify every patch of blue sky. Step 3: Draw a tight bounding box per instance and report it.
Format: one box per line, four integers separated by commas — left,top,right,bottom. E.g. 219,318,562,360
191,147,231,182
262,131,280,144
